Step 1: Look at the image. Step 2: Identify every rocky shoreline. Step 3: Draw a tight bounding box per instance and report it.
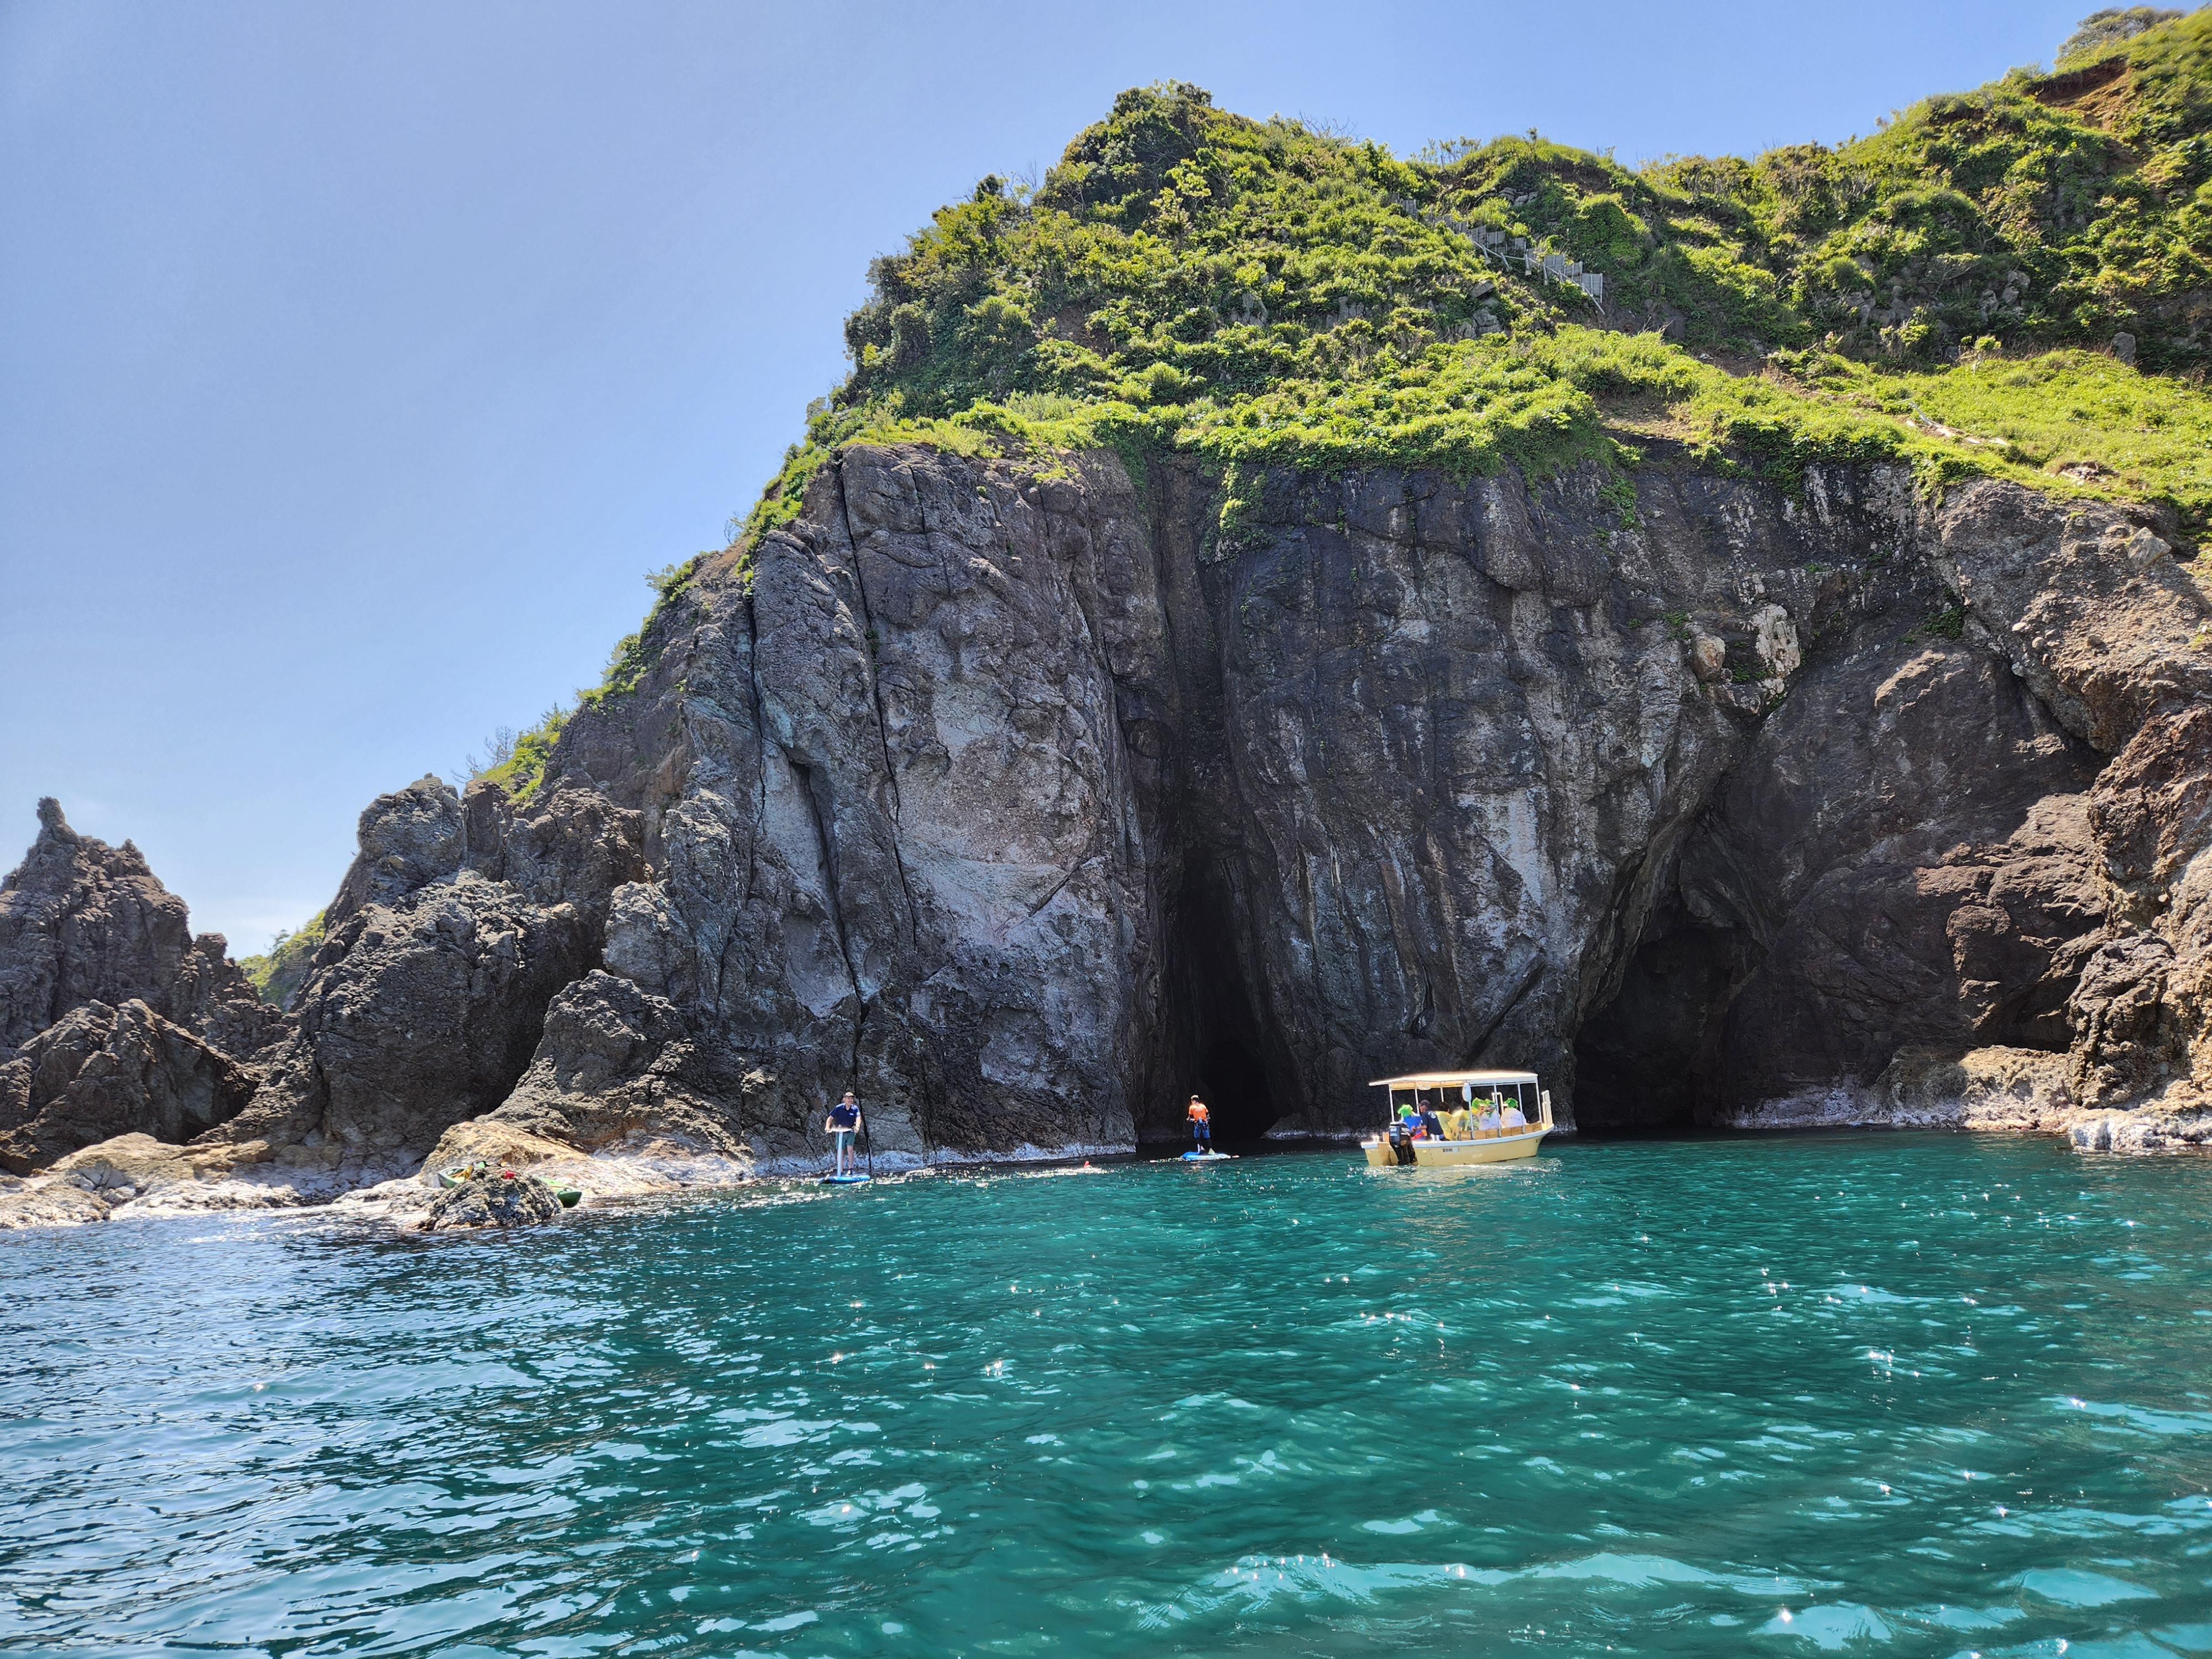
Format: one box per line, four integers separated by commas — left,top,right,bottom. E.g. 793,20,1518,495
8,447,2212,1233
0,1125,1139,1232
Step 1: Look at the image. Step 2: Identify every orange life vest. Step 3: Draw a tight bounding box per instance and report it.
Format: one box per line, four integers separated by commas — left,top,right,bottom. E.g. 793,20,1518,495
1188,1102,1209,1122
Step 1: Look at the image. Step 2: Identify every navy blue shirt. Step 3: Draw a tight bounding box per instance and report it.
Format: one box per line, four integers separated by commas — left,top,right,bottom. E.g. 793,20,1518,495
829,1102,860,1130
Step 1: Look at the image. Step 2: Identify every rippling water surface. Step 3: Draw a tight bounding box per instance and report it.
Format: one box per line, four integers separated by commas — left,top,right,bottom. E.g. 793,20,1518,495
8,1134,2212,1655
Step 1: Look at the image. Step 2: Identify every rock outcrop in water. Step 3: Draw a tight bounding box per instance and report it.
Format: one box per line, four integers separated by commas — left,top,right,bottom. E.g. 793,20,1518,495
417,1172,565,1230
8,443,2212,1211
0,801,282,1174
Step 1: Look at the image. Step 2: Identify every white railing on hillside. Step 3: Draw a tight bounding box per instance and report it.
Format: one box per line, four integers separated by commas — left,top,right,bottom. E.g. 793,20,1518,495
1436,215,1605,312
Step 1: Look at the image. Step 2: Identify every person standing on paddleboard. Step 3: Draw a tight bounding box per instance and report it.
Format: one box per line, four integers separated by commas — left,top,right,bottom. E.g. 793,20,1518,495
826,1092,863,1176
1186,1095,1212,1155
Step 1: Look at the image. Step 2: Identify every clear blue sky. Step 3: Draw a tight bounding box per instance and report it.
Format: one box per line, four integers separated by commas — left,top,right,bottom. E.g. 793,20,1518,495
1,0,2092,952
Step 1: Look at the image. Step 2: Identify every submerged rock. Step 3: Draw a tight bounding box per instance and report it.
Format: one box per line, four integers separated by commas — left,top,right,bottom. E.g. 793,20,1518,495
418,1173,565,1230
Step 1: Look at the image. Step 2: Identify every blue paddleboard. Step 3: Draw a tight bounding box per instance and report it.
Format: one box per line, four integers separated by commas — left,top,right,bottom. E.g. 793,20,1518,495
1181,1151,1232,1162
819,1173,873,1186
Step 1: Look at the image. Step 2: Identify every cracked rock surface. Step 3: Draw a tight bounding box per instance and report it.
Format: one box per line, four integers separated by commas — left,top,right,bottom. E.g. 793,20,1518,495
13,441,2212,1217
538,445,2209,1150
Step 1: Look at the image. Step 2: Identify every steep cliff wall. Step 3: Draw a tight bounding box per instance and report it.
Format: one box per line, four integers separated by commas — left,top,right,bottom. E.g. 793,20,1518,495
13,45,2212,1212
8,441,2206,1192
518,441,2201,1151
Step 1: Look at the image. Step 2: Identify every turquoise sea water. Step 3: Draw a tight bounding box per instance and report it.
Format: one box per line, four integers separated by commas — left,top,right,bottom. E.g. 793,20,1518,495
7,1135,2212,1657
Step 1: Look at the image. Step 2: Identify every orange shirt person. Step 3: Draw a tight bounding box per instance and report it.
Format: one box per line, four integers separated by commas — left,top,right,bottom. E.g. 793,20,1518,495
1186,1095,1212,1153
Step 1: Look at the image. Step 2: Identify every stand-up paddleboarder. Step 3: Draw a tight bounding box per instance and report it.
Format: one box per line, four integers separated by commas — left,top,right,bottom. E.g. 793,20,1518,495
826,1092,863,1176
1187,1095,1212,1154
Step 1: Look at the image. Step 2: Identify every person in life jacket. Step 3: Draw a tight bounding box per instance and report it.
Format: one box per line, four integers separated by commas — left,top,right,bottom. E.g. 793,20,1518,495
825,1092,863,1175
1187,1095,1212,1152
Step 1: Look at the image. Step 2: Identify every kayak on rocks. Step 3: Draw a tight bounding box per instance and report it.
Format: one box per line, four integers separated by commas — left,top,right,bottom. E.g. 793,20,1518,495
438,1162,581,1207
418,1172,567,1231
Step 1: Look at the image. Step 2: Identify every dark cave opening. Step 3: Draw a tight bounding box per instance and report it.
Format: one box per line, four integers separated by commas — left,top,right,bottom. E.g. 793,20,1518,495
1571,914,1738,1134
1164,862,1282,1143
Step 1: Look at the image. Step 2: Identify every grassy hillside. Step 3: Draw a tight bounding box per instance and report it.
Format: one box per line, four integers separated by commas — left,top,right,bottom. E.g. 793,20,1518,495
766,8,2212,531
502,10,2212,797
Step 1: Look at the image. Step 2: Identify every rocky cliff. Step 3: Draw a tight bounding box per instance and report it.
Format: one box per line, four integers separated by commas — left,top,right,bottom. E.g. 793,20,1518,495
530,442,2208,1152
7,440,2210,1212
13,32,2212,1211
0,801,281,1173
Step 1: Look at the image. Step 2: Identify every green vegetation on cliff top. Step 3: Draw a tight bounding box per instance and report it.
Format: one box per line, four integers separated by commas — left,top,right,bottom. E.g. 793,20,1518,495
752,7,2211,538
497,11,2212,796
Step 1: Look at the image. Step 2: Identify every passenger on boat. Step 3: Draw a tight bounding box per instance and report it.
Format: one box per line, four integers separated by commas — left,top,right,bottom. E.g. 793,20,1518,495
1187,1095,1212,1152
1501,1098,1528,1130
1419,1100,1446,1139
1477,1099,1502,1133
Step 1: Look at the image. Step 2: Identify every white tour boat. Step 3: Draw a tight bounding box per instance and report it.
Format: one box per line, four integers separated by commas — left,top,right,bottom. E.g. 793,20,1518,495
1360,1070,1553,1167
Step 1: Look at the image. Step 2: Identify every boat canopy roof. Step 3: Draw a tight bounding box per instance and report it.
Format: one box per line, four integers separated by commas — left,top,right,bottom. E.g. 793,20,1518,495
1370,1070,1538,1089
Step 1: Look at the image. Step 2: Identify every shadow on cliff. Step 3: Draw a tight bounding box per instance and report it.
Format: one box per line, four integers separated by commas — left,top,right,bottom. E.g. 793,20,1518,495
1155,859,1282,1142
1572,596,2105,1132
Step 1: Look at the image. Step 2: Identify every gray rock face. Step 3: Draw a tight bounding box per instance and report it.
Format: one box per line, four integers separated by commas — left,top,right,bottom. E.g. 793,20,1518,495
482,968,755,1156
16,442,2210,1177
550,449,1188,1158
327,775,467,925
533,443,2177,1147
418,1172,564,1230
0,799,279,1057
211,775,646,1161
1575,615,2104,1126
0,802,283,1169
0,999,259,1172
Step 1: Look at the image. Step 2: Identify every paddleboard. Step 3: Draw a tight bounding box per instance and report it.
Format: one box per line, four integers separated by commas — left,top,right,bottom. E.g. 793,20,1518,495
1180,1151,1233,1162
819,1173,873,1186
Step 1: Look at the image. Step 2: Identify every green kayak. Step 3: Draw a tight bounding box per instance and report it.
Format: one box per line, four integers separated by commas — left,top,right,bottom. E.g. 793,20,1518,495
437,1165,581,1207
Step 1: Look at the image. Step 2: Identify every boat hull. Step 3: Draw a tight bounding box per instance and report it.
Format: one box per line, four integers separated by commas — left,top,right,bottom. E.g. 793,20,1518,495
1362,1130,1547,1167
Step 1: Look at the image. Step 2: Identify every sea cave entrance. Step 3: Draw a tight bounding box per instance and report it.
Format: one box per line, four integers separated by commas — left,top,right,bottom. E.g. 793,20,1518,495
1164,862,1282,1143
1570,919,1736,1133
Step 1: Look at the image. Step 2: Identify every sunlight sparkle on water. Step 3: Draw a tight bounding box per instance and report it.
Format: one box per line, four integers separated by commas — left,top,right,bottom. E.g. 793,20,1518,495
3,1133,2212,1654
